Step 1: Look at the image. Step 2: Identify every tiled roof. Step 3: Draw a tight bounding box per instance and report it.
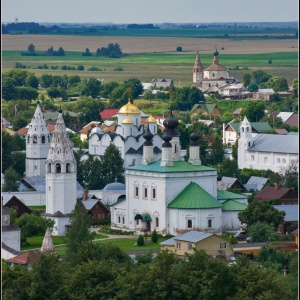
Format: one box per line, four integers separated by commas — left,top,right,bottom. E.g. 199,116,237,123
291,228,298,235
126,160,216,173
217,190,248,201
254,186,296,200
273,205,299,222
221,200,247,211
6,251,40,265
168,182,222,209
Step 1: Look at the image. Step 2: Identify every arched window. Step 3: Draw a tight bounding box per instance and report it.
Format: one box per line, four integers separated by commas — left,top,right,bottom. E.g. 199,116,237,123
156,217,159,227
282,159,286,164
118,216,121,223
123,217,125,224
33,136,37,143
56,163,61,173
188,220,192,228
264,157,268,164
277,158,281,163
66,163,71,173
241,127,244,132
251,155,254,161
208,219,212,228
27,136,30,143
41,136,46,143
47,163,51,173
212,73,215,77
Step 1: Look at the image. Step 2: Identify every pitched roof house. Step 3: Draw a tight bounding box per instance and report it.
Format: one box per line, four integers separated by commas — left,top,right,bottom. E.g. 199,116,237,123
273,204,299,234
254,185,298,204
2,195,32,217
191,103,222,118
217,176,246,192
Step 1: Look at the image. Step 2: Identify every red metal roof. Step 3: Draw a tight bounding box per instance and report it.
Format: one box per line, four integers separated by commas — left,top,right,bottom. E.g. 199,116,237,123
291,228,298,235
275,129,288,135
100,109,119,119
5,251,39,265
17,125,56,136
254,186,296,200
284,114,298,127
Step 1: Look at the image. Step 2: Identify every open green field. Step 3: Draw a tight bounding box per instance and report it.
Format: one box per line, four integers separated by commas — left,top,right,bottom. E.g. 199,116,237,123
2,51,298,84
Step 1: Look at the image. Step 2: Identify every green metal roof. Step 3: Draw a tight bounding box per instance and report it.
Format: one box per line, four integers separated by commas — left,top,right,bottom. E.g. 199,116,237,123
126,160,216,173
199,103,217,114
217,190,248,201
168,182,222,209
229,122,271,133
221,200,247,211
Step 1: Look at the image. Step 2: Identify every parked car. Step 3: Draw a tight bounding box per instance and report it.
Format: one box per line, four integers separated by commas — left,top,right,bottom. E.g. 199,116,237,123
234,231,249,241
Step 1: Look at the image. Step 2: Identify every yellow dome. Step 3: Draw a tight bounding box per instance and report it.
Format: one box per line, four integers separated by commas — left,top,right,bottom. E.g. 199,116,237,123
119,100,140,114
147,115,156,123
122,116,133,124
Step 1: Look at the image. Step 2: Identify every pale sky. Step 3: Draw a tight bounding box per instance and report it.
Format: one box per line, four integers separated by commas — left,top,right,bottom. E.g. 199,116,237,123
1,0,298,24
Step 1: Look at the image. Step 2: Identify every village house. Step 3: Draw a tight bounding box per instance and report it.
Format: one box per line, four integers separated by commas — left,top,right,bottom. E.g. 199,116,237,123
217,176,247,193
253,89,274,101
191,103,222,119
273,204,298,234
2,195,32,217
151,78,173,89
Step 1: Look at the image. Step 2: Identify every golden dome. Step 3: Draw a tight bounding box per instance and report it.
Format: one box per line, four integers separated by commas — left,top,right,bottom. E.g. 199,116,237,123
119,100,140,114
122,116,133,124
147,115,156,123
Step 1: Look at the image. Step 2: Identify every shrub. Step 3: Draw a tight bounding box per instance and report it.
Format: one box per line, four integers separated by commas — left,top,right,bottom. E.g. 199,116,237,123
77,65,84,71
151,229,158,243
88,67,102,71
176,46,182,52
113,67,124,71
137,235,145,246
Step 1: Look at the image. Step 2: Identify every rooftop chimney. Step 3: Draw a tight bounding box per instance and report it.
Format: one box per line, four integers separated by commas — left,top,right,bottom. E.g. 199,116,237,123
233,173,236,178
83,189,89,201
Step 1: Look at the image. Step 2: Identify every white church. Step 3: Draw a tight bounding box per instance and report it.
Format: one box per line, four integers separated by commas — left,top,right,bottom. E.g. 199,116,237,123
88,100,163,167
238,116,299,173
110,109,247,236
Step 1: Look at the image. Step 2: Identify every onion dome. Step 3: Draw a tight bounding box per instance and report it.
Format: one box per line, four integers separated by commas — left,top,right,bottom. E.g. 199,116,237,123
147,115,156,123
90,123,103,134
143,123,153,146
163,109,179,137
162,128,172,148
119,100,140,114
189,128,200,146
122,115,133,124
213,49,219,56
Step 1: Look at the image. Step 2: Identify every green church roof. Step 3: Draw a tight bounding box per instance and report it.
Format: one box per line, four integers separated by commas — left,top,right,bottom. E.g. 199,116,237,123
221,200,247,211
126,160,216,173
217,190,248,201
168,182,222,209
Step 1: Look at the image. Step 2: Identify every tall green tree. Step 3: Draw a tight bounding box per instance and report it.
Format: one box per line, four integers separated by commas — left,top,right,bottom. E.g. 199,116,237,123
247,221,278,242
80,77,101,98
16,87,38,101
265,76,289,92
252,70,272,85
238,200,285,228
25,73,39,89
2,166,21,192
101,144,125,186
243,73,252,88
241,101,265,122
65,204,94,264
207,134,225,165
27,43,35,53
2,76,18,100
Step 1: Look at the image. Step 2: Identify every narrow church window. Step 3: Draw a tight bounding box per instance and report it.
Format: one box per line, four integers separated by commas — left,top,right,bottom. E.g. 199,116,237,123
282,159,286,164
135,187,139,197
123,217,125,224
246,127,249,132
248,142,251,147
118,216,121,223
66,163,71,173
152,189,156,199
241,127,244,132
208,219,212,228
277,158,281,163
27,136,30,143
156,217,159,227
42,136,46,143
33,136,37,143
144,188,148,198
251,155,254,161
56,163,61,173
188,220,192,228
136,218,139,225
47,163,51,173
264,157,267,164
174,144,177,153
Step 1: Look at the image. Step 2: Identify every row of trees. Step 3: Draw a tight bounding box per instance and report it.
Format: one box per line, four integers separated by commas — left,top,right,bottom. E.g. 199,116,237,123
3,203,298,299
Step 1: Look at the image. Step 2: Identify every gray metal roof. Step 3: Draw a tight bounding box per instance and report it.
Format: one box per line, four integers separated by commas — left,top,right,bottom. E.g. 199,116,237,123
273,205,299,222
82,199,99,210
249,134,298,154
160,231,213,246
245,176,269,191
103,182,125,191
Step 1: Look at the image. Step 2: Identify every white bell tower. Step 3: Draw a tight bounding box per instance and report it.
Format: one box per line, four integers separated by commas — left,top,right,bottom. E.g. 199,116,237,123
26,102,50,178
45,109,77,236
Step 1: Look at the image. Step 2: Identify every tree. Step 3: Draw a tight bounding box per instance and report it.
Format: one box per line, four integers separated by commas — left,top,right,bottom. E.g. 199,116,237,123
151,229,158,243
1,76,18,100
241,101,265,122
2,166,21,192
9,152,26,176
176,46,182,52
75,96,104,125
243,73,251,88
57,47,65,56
252,70,272,85
68,75,81,87
12,117,28,131
207,134,225,165
101,144,125,186
47,87,61,100
219,158,239,178
80,77,101,98
100,81,119,98
27,43,35,53
6,69,30,86
16,87,38,101
279,159,298,193
123,78,144,99
238,200,285,228
292,78,298,97
65,204,94,264
137,235,145,246
247,221,278,242
77,64,84,71
248,82,259,92
265,76,289,92
25,73,39,89
15,213,55,245
39,74,53,88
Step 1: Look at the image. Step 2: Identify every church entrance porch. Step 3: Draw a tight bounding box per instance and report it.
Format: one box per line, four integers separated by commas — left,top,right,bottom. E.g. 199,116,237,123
134,214,152,234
